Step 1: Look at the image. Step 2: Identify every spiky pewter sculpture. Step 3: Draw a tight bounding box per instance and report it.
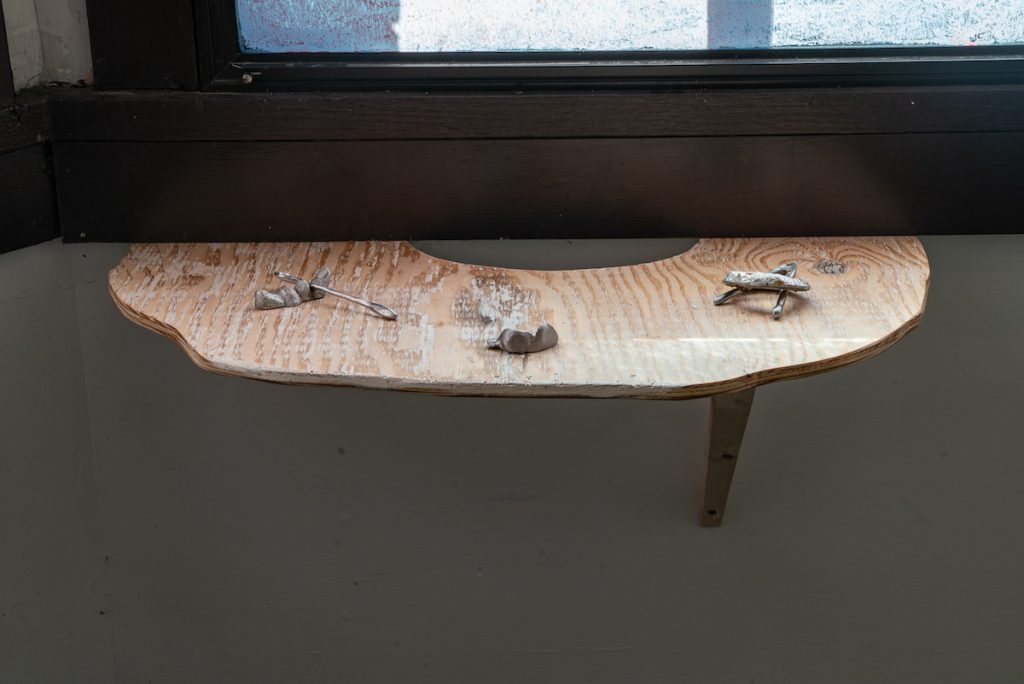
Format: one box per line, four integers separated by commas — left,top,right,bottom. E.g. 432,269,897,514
713,262,810,319
722,271,810,292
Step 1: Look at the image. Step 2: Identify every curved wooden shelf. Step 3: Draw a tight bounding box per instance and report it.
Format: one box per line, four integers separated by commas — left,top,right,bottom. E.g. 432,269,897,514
109,237,929,399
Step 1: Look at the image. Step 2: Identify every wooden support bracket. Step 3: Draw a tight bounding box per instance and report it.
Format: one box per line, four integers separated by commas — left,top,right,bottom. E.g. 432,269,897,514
702,388,756,527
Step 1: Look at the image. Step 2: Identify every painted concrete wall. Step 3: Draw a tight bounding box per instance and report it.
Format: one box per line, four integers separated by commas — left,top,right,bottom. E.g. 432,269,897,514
1,0,91,90
2,236,1023,683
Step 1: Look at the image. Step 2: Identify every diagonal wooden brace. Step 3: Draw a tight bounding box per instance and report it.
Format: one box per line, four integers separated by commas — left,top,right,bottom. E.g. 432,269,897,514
701,388,756,527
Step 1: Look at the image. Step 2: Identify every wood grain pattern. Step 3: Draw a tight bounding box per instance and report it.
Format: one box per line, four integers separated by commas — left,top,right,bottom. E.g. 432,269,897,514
108,237,929,398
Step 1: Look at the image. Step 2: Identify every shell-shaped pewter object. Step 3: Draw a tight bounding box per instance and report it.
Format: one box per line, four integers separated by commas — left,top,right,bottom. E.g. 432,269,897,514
487,323,559,354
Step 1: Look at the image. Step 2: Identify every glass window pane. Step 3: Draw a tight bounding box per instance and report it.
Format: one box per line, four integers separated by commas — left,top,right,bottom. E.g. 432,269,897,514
773,0,1024,48
237,0,707,53
235,0,1024,54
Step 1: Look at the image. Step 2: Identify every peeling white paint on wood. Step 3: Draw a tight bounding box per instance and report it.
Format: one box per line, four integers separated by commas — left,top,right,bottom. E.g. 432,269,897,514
1,0,91,89
109,237,929,399
33,0,92,84
2,0,45,88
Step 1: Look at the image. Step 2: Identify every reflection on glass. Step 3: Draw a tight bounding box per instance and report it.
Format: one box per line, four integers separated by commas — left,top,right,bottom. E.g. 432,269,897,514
236,0,1024,54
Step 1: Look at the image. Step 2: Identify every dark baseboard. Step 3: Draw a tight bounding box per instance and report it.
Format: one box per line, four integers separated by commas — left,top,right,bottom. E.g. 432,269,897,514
55,133,1024,242
47,84,1024,142
45,84,1024,241
2,91,50,151
0,85,1021,246
0,91,57,253
0,145,60,253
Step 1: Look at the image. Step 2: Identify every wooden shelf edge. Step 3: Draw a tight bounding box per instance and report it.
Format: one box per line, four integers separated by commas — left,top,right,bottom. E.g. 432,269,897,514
109,237,930,399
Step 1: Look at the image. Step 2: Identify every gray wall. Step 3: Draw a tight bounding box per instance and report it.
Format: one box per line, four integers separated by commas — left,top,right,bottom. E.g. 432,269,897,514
2,236,1023,683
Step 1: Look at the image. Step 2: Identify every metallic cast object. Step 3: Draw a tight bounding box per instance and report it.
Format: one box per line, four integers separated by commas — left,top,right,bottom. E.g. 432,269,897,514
769,262,796,319
713,261,808,319
487,323,559,354
722,270,810,292
254,268,398,320
273,271,399,320
771,289,789,320
254,267,331,309
713,262,796,306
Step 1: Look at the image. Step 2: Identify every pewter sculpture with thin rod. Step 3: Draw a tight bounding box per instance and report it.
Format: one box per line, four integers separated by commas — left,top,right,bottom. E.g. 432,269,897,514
254,266,332,309
274,271,398,320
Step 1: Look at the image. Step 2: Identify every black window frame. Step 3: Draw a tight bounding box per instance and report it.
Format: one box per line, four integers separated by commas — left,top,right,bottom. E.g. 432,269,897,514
52,0,1024,243
195,0,1024,90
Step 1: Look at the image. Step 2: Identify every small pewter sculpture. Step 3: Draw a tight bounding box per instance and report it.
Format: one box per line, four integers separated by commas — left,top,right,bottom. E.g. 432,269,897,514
274,272,398,320
713,262,809,319
255,267,331,309
254,269,399,320
487,323,559,354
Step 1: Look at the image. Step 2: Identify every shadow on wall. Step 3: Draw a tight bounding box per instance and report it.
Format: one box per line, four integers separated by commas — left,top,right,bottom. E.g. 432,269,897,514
237,0,400,53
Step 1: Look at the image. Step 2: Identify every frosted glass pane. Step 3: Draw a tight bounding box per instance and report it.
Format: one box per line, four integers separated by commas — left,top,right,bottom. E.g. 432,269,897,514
236,0,1024,54
773,0,1024,48
236,0,707,52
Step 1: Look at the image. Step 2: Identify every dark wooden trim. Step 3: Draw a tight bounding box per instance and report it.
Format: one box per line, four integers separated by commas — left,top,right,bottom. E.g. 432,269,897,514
193,0,238,89
85,0,199,89
53,133,1024,243
47,85,1024,142
2,91,51,153
47,85,1024,241
0,145,59,253
0,3,14,100
210,50,1024,92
